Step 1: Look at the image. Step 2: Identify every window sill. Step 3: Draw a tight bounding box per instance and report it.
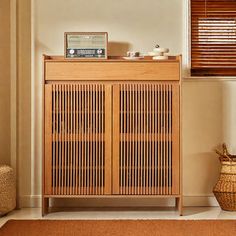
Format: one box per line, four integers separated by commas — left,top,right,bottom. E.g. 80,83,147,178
183,76,236,82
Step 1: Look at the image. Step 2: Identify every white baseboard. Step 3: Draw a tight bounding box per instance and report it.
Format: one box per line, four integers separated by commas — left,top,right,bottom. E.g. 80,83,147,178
183,196,219,207
20,195,41,208
19,195,219,208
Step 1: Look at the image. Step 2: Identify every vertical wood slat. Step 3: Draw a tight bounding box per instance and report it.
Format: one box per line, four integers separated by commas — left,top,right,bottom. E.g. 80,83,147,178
148,84,151,195
66,84,69,195
90,84,93,194
91,85,93,194
73,84,76,195
166,84,168,194
166,84,169,195
52,84,56,195
169,84,172,194
68,84,70,195
92,85,95,194
121,85,124,194
61,84,65,194
85,85,87,194
132,84,135,195
112,85,120,194
55,84,59,194
157,84,160,195
125,85,128,195
64,85,67,195
155,84,158,194
104,85,112,194
101,86,104,194
135,85,138,195
143,84,146,195
152,86,155,194
81,85,84,195
115,83,179,195
58,84,62,195
128,85,131,194
98,85,100,195
163,84,166,194
75,84,79,195
140,84,143,195
94,84,99,195
160,84,163,195
70,84,73,195
89,84,92,194
67,85,70,195
137,85,141,195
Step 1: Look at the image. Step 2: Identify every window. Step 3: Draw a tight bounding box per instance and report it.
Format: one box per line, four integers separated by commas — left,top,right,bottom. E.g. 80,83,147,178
191,0,236,76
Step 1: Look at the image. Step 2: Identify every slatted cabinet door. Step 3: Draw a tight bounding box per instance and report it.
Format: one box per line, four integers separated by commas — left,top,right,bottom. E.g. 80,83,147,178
112,83,180,195
44,83,112,196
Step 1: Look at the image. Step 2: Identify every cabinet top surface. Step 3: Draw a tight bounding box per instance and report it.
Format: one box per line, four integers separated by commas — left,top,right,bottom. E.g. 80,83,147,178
44,55,181,63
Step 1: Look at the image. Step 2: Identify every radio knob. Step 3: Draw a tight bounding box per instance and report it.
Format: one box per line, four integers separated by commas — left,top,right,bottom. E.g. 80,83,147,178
97,49,102,54
69,49,75,55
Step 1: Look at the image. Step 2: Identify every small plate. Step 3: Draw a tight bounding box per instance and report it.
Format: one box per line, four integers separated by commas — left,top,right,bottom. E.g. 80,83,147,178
123,56,144,60
153,55,169,60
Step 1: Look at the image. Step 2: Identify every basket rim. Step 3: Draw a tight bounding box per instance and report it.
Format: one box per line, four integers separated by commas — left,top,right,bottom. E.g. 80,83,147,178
213,191,236,194
219,155,236,162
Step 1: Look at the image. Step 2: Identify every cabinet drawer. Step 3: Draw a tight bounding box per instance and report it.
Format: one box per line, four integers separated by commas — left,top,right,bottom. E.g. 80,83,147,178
45,61,180,81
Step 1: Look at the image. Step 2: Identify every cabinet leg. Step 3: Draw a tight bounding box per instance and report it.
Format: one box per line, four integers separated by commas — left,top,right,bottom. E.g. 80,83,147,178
42,197,49,216
176,197,183,216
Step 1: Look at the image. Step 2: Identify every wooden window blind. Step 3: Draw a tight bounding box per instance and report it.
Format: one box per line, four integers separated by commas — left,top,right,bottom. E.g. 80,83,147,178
191,0,236,76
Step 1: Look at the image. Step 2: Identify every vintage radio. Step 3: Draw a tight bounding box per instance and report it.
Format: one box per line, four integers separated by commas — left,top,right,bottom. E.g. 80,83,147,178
64,32,108,59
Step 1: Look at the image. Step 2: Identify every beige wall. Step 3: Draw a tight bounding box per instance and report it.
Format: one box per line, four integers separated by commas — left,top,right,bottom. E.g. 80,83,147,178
0,0,11,165
17,0,235,206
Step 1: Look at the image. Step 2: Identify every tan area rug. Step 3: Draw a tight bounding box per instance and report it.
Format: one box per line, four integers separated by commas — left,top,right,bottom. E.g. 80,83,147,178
0,220,236,236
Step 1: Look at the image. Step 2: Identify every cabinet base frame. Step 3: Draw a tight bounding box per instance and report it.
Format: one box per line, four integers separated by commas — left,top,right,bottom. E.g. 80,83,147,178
42,195,183,216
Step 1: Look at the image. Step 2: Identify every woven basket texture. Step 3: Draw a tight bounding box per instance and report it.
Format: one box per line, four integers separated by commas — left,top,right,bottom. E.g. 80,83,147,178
213,161,236,211
0,165,16,216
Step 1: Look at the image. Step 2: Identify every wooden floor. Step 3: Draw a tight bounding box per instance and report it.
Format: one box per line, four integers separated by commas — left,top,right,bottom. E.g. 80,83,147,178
1,207,236,228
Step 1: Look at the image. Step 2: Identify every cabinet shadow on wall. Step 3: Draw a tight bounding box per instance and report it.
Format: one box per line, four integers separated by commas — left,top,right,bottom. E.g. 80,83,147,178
108,41,131,56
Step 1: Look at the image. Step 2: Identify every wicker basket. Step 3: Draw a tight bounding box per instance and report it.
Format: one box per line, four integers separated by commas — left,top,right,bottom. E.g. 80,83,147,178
213,157,236,211
0,165,16,216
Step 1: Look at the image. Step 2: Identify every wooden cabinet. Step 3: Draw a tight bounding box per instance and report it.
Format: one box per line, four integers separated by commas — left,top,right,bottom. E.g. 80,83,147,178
43,55,182,215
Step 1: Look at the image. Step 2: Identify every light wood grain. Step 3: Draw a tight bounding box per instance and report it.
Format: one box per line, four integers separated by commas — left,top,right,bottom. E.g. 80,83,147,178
45,62,180,81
